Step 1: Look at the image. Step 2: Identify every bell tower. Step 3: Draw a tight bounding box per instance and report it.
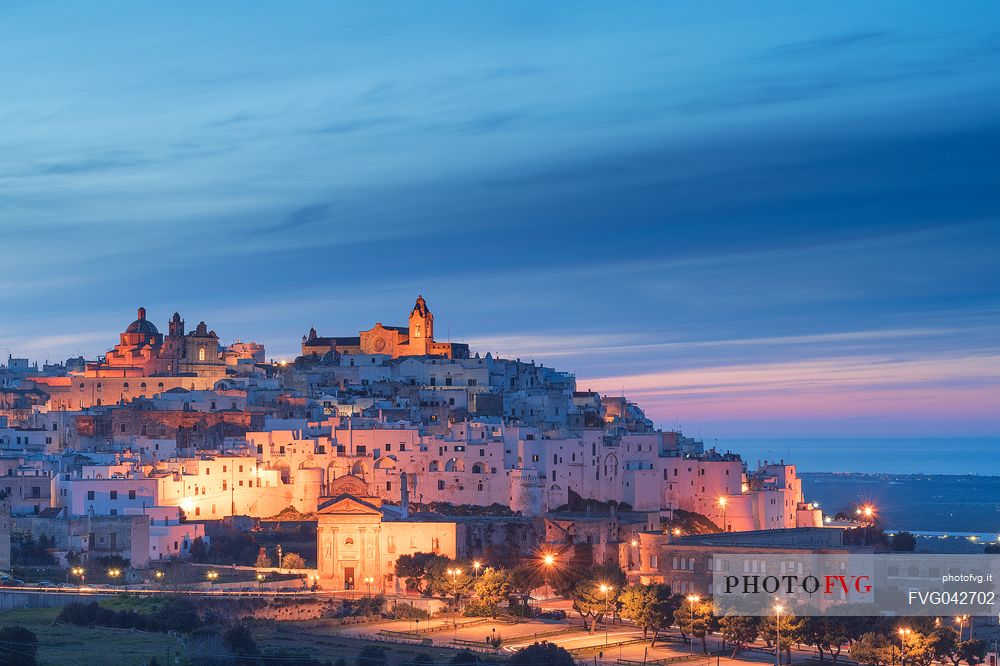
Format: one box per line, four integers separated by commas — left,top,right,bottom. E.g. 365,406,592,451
408,295,433,354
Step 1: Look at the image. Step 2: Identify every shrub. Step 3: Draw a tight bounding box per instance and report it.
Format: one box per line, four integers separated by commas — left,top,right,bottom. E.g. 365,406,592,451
358,645,387,666
0,626,38,665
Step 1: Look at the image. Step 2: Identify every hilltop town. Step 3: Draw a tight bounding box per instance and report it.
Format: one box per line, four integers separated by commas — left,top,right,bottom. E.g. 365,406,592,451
0,296,824,592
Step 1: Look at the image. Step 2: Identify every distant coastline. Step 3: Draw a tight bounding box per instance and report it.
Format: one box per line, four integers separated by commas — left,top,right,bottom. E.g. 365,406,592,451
801,471,1000,534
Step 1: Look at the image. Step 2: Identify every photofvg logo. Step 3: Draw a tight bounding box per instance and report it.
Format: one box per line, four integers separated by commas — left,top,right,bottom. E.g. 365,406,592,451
722,572,872,596
711,554,1000,617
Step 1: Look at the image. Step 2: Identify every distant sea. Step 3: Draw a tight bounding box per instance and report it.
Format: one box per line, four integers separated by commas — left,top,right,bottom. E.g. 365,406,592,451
712,437,1000,534
713,437,999,475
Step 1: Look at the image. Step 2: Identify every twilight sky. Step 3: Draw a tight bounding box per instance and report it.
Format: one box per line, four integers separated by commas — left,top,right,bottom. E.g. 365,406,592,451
1,2,998,439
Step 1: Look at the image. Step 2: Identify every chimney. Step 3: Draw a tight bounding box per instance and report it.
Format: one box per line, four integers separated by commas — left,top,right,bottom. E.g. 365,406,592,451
400,471,410,519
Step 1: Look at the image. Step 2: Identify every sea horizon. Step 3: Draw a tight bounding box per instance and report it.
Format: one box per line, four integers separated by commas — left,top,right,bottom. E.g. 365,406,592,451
713,436,1000,476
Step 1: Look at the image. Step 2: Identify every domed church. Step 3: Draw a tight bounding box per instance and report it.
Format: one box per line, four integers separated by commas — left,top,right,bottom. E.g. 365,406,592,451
85,307,226,377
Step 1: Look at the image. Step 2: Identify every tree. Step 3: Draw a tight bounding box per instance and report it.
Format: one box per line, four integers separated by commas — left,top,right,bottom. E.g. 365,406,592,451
718,613,759,657
891,531,917,552
358,645,387,666
254,547,272,568
470,567,510,618
801,616,852,663
570,562,627,634
760,609,804,665
281,552,306,570
851,632,894,666
508,642,575,666
0,626,38,666
672,597,714,653
222,625,260,666
619,583,676,644
958,640,987,666
413,655,434,666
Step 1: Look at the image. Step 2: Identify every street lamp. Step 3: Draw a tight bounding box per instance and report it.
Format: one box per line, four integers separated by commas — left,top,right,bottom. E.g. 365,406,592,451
955,615,968,641
71,566,86,588
600,584,614,646
687,595,700,655
717,496,728,532
898,628,912,666
207,570,219,589
857,504,876,526
446,568,463,639
154,570,165,584
364,575,375,597
774,604,784,666
473,560,482,578
107,568,121,589
257,572,266,591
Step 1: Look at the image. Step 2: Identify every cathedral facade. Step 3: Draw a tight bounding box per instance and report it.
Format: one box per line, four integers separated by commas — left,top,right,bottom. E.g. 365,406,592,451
302,296,469,360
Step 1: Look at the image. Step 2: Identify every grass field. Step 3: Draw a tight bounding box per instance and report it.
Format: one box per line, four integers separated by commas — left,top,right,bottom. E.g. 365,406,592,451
0,607,182,666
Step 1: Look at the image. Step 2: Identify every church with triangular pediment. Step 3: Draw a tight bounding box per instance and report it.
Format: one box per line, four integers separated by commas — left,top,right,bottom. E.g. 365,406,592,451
315,472,459,593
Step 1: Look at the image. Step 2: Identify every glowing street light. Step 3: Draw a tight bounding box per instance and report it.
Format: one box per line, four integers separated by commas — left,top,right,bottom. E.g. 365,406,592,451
774,604,784,666
107,568,122,589
687,595,701,655
717,496,728,532
71,566,86,588
542,553,556,568
898,627,912,666
955,615,969,641
446,568,464,638
154,570,165,583
257,572,266,590
858,504,876,526
363,575,375,597
207,570,219,588
600,584,614,646
473,560,482,578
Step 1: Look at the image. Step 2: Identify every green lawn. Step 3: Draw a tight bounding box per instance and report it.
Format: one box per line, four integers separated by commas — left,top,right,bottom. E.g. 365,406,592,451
0,607,181,666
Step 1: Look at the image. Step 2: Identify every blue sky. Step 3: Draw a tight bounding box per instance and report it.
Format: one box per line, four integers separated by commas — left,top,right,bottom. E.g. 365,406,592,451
1,2,998,438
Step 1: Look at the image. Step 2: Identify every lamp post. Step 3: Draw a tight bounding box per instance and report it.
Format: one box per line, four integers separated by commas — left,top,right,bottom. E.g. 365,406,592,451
717,496,728,532
71,566,86,589
257,572,265,591
446,568,463,639
207,570,219,590
898,628,911,666
956,615,968,641
600,584,614,646
541,552,556,603
473,560,482,578
154,570,164,586
364,575,375,597
774,604,784,666
108,568,121,590
687,595,700,655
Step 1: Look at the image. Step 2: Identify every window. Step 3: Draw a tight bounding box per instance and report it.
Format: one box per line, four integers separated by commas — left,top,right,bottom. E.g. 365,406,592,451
198,347,206,361
87,490,95,500
128,490,136,500
531,454,539,462
437,480,445,490
386,481,392,491
387,537,395,553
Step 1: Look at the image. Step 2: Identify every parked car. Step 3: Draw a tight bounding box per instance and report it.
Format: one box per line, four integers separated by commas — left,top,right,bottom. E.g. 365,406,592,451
538,609,567,620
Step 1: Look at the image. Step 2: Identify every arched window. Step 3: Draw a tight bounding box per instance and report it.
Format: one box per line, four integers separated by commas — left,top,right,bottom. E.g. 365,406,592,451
123,382,129,389
195,507,201,516
140,382,147,389
198,347,206,361
428,460,440,472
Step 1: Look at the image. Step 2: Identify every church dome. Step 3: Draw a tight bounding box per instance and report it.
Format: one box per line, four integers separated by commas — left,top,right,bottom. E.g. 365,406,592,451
125,307,159,335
